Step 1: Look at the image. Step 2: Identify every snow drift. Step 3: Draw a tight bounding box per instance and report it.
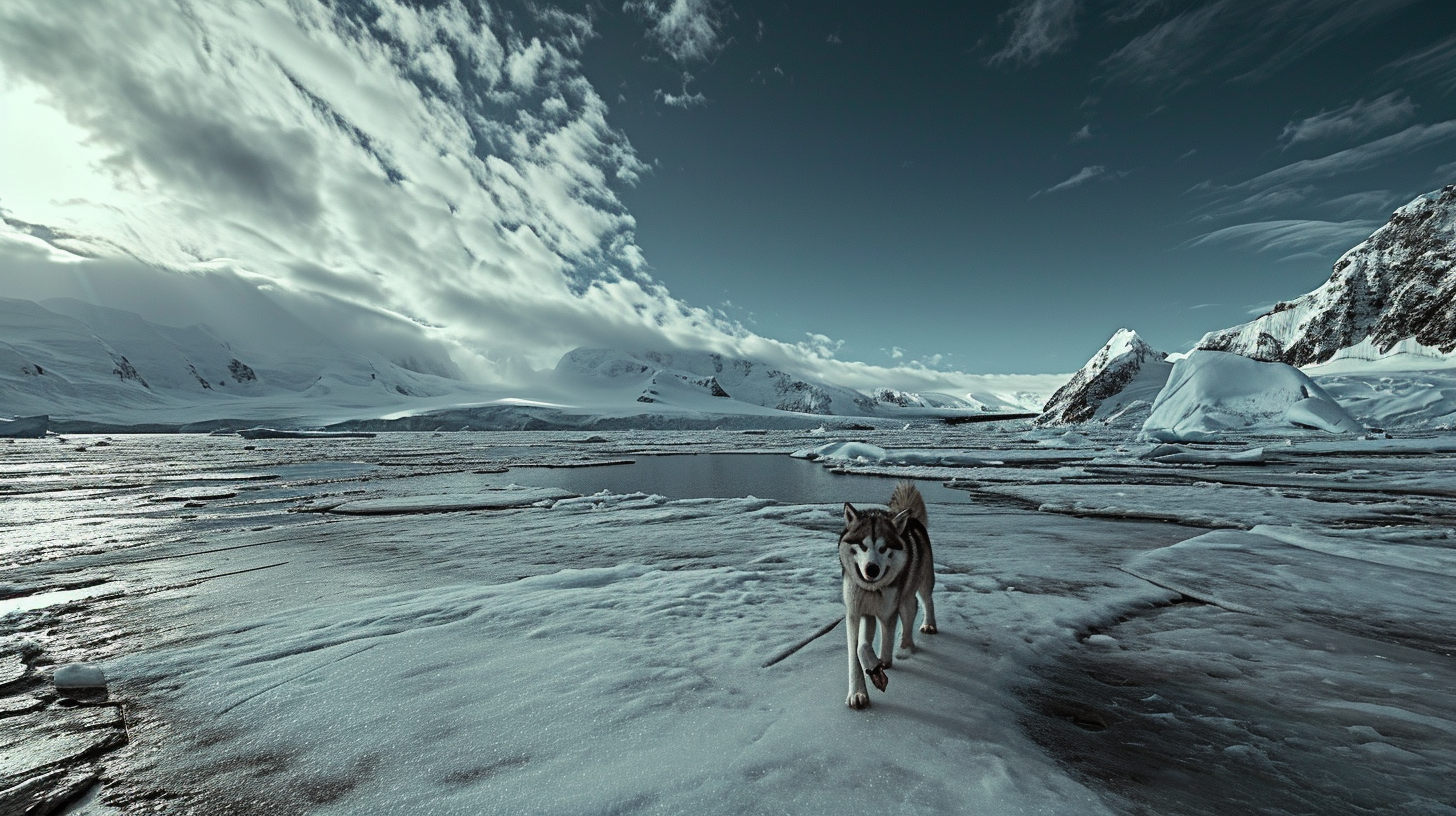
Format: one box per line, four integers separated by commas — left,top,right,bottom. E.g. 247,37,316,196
1143,351,1363,441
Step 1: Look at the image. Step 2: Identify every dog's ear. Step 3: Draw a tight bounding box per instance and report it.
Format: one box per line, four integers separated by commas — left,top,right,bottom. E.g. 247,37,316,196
891,508,911,534
843,502,860,527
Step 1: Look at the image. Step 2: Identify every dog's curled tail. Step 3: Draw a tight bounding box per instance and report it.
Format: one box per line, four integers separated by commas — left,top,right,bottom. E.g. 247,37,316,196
888,481,928,529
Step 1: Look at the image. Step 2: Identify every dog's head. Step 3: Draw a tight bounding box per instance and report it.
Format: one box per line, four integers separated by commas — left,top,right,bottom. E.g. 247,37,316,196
839,503,911,589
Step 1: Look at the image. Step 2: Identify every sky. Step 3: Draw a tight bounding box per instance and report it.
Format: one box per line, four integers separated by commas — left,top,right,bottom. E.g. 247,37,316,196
2,0,1455,388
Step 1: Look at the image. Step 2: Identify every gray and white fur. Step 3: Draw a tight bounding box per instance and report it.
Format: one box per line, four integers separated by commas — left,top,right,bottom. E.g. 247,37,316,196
839,481,938,710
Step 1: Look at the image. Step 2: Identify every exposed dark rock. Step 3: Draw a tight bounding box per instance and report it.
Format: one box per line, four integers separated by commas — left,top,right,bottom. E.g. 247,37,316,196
1199,185,1456,365
1036,329,1171,426
227,359,257,382
110,356,147,388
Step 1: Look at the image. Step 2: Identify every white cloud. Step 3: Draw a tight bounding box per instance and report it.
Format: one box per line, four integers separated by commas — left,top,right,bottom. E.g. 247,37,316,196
0,0,1030,397
1184,219,1380,260
1191,185,1314,223
1069,124,1092,143
624,0,727,64
1104,0,1166,24
1102,0,1423,87
1032,165,1124,198
1319,190,1404,218
654,72,708,108
1279,93,1416,149
1384,33,1456,94
1227,121,1456,193
989,0,1081,68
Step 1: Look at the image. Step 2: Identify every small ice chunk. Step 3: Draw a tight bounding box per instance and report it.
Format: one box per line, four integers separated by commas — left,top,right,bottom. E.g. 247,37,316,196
1085,634,1117,648
54,663,107,689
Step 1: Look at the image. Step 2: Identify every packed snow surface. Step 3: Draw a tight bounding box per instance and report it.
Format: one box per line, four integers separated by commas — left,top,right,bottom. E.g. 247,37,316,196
3,426,1454,816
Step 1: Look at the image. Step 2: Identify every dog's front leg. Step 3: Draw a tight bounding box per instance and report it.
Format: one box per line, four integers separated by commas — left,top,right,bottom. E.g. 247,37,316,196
858,616,888,694
846,614,871,709
878,614,898,668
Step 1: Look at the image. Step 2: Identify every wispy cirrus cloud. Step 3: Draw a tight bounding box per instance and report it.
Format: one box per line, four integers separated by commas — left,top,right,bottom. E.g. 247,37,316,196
1319,190,1406,219
1227,121,1456,194
988,0,1081,68
1103,0,1423,88
624,0,728,64
1032,165,1125,198
1104,0,1166,24
1185,219,1380,260
1279,93,1416,149
1191,186,1315,223
1385,33,1456,94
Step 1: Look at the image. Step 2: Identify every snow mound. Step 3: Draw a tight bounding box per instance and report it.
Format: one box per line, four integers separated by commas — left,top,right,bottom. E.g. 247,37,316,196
1036,329,1172,427
1143,351,1363,441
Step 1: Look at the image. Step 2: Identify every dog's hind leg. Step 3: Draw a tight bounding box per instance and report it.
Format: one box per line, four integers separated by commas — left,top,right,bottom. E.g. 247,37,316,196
918,588,938,634
895,601,917,659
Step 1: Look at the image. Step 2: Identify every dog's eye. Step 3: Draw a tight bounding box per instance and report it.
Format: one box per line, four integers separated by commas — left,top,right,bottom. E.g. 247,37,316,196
878,546,889,555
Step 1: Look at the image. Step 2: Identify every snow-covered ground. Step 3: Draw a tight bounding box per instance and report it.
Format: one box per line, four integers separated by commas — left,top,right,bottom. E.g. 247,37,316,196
3,427,1454,815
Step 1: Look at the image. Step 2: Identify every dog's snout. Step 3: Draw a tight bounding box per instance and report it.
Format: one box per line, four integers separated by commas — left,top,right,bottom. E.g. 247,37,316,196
863,563,880,579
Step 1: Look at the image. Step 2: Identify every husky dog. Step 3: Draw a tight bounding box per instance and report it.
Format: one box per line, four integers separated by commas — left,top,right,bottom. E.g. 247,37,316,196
840,481,938,710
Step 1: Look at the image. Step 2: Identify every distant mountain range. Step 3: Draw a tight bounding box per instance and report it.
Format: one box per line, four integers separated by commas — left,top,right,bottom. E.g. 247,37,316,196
554,348,1005,417
6,186,1455,431
0,300,1044,429
1037,186,1456,431
0,296,465,426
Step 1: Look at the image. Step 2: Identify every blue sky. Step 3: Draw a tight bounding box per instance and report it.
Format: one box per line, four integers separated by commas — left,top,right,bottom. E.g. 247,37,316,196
580,0,1456,372
1,0,1454,385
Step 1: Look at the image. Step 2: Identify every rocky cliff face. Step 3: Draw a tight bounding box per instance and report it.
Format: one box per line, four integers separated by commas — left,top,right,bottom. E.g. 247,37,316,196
1035,329,1172,426
1199,185,1456,366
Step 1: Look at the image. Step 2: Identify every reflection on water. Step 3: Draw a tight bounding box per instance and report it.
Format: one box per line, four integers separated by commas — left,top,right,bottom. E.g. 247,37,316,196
502,454,968,506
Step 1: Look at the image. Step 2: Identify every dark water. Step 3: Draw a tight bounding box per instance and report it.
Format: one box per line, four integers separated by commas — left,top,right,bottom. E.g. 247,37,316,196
501,453,970,506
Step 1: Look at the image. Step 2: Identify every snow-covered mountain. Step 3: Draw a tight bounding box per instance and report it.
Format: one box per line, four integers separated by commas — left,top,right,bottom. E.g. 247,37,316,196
554,348,993,417
863,388,980,411
0,296,465,424
1,299,1035,429
1035,329,1172,426
1199,185,1456,366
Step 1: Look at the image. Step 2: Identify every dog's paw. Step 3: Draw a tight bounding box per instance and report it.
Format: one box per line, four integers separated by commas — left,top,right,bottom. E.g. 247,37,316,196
895,645,915,660
920,623,938,634
866,665,889,692
847,692,870,710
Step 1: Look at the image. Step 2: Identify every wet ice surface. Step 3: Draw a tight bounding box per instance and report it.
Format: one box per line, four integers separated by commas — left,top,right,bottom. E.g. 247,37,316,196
2,426,1454,815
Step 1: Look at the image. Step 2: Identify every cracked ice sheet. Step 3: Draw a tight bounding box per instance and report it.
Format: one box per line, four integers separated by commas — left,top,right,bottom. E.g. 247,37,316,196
971,480,1456,529
1125,526,1456,654
97,499,1185,815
